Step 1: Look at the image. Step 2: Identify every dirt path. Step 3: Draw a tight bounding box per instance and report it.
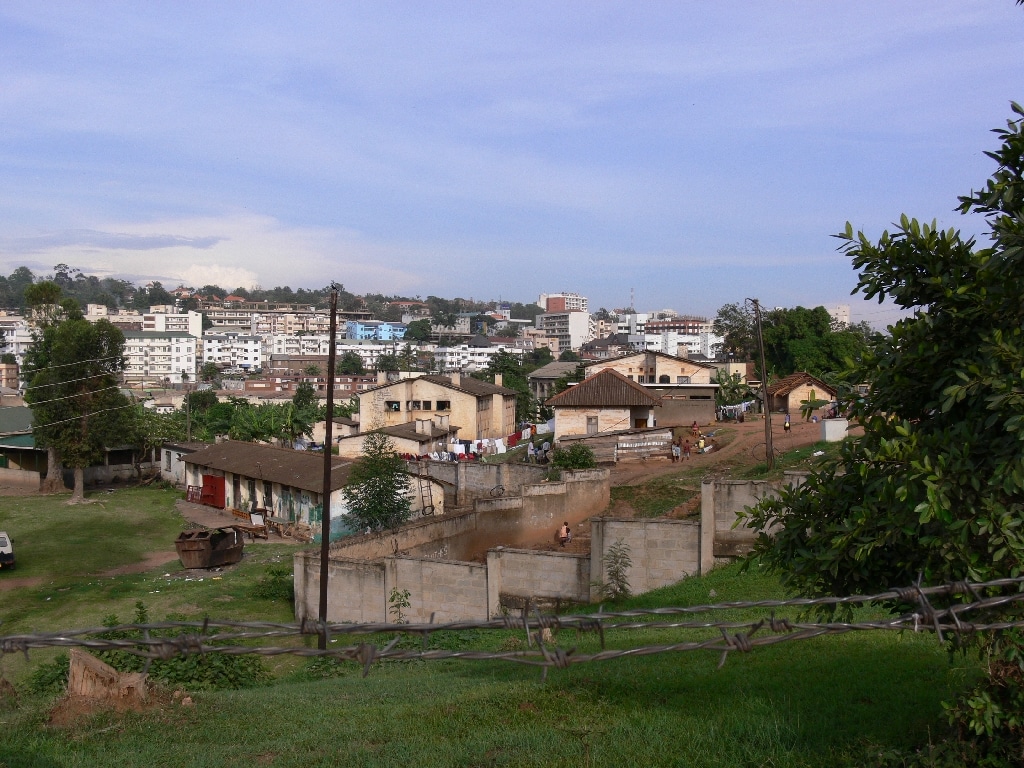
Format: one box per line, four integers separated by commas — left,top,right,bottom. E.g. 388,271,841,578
607,417,828,486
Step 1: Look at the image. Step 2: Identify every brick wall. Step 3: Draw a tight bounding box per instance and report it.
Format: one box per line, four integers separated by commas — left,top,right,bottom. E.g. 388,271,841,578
486,548,591,611
387,556,488,623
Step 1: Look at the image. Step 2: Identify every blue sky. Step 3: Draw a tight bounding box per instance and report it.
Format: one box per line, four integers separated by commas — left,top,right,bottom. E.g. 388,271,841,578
1,3,1022,326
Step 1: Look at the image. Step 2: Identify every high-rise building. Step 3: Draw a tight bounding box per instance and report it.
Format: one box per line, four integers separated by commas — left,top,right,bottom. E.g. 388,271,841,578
538,292,588,313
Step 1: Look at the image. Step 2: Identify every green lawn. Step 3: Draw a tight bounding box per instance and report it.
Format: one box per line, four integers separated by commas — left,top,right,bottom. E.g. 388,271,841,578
0,487,978,767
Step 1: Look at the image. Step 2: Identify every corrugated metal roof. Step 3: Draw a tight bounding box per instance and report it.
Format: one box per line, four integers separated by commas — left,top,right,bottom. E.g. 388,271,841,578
545,369,662,408
183,440,353,493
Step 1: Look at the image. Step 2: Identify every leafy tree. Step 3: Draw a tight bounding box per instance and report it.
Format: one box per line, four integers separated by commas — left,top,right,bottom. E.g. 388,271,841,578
712,302,756,362
375,353,400,372
126,405,185,476
558,349,581,362
342,431,412,531
229,403,283,443
292,381,319,413
24,316,130,501
473,351,531,422
524,346,554,367
24,281,65,326
404,318,432,343
200,362,221,383
303,364,322,376
743,104,1024,758
336,351,366,375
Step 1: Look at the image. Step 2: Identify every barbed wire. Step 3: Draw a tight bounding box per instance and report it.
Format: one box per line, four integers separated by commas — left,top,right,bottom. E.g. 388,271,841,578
3,576,1023,679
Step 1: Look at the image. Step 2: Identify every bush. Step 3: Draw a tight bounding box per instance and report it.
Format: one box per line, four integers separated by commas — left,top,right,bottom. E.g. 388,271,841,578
96,602,270,691
550,443,597,470
25,653,69,696
250,566,295,602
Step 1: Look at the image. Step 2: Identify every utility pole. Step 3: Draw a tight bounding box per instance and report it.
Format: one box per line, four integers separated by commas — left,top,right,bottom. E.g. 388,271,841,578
747,298,774,470
185,383,191,442
318,284,339,648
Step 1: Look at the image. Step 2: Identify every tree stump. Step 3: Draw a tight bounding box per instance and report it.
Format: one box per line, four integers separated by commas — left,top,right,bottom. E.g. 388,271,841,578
67,649,148,709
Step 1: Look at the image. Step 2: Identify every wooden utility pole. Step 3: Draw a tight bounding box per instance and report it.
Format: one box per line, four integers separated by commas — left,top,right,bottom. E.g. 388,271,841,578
748,298,774,471
318,285,339,648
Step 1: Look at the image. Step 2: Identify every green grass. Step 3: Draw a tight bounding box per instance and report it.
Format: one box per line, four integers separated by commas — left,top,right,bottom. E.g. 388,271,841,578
737,440,845,480
0,564,973,767
0,488,980,767
608,468,703,517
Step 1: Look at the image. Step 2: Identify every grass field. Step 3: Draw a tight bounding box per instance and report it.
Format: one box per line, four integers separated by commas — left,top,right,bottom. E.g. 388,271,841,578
0,486,978,767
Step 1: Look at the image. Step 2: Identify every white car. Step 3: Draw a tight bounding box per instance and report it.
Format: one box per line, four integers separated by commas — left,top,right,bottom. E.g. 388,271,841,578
0,531,13,570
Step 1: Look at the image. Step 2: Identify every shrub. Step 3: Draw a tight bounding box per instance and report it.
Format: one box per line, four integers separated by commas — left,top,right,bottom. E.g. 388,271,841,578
550,443,597,470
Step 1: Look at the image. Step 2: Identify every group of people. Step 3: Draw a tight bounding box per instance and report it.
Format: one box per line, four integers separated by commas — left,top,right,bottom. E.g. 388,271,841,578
525,440,552,464
670,435,693,462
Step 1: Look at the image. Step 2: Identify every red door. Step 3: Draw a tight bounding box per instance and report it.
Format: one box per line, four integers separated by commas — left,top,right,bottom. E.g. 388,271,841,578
200,475,226,508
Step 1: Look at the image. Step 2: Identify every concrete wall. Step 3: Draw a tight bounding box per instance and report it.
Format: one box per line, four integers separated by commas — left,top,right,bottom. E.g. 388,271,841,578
699,473,807,573
590,517,700,599
403,459,549,507
294,552,386,623
388,556,488,623
487,548,591,611
293,471,811,624
554,406,632,440
0,466,40,490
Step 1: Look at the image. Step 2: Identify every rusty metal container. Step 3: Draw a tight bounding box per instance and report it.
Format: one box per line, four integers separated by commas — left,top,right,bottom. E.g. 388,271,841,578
175,528,244,569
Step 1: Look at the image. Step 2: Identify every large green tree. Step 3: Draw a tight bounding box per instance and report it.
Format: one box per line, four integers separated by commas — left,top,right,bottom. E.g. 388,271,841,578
342,431,412,531
24,314,131,501
744,104,1024,757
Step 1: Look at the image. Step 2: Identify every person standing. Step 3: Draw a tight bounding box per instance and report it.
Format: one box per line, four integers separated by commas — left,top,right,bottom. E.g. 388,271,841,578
784,413,791,433
527,441,536,463
671,435,682,463
683,439,691,460
691,420,700,437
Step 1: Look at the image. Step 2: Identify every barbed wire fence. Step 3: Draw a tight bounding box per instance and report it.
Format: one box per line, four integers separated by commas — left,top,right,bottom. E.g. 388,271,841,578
3,576,1024,681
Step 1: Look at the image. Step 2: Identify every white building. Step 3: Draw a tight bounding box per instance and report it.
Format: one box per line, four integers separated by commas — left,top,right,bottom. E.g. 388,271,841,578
203,332,263,371
123,331,198,385
535,311,595,351
826,304,851,328
433,344,525,373
0,316,34,367
143,310,203,339
538,292,588,313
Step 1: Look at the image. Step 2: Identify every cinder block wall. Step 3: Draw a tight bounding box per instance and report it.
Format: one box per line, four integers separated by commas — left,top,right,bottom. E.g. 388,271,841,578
0,467,40,490
590,518,700,599
486,548,591,614
294,552,386,623
387,556,488,623
699,472,808,573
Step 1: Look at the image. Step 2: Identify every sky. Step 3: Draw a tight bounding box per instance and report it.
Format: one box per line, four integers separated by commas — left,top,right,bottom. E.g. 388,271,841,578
1,3,1023,327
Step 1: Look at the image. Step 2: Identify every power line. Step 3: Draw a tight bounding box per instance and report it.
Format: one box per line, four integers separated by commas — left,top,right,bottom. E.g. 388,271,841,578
5,385,121,410
20,355,122,373
24,372,120,391
29,402,139,431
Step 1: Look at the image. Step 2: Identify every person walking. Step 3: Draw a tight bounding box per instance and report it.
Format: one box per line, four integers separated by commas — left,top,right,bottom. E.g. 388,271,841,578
671,436,682,463
558,522,571,547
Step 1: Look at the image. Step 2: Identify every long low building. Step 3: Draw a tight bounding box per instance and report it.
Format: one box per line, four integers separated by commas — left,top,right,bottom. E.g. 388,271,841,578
181,440,444,532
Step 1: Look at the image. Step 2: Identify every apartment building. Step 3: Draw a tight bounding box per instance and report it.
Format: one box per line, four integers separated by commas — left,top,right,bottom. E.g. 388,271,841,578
202,332,263,370
0,316,33,366
538,292,588,313
143,310,203,339
433,343,525,373
123,331,197,385
535,311,595,351
345,320,407,341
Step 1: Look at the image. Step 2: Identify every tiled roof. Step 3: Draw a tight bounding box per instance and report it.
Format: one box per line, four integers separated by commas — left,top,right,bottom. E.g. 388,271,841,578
545,369,661,408
767,372,836,397
183,440,353,493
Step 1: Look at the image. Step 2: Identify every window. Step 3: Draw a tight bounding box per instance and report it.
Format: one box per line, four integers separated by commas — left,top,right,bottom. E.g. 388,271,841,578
164,451,172,471
436,400,450,411
659,375,670,384
587,416,598,434
408,400,421,410
422,401,431,410
676,375,691,384
386,401,401,412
